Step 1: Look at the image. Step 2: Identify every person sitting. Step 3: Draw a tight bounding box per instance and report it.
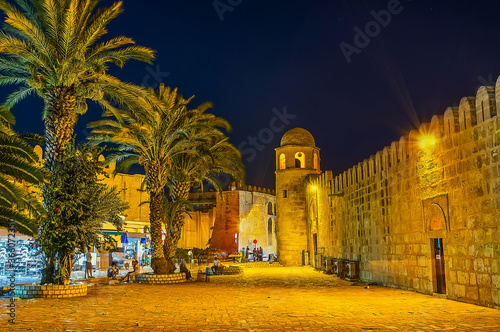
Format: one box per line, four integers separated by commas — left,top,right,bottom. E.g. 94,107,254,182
107,262,119,279
121,260,140,283
211,256,224,275
179,260,192,281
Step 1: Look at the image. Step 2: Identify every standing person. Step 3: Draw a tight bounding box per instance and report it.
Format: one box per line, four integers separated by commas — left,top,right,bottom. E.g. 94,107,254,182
258,247,263,261
85,252,94,279
188,250,193,268
242,247,246,262
252,247,257,262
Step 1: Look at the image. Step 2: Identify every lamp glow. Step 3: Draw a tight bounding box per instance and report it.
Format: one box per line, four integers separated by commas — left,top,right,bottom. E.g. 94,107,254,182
419,135,436,150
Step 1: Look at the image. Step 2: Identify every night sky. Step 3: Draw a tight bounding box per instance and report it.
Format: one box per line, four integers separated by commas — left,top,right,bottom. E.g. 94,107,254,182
4,0,500,189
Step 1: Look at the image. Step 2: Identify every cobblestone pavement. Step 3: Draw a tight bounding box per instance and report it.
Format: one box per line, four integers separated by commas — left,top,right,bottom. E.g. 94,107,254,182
1,267,499,331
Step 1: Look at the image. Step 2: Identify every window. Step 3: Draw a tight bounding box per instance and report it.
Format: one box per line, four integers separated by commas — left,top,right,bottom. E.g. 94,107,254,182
294,152,305,168
267,218,273,246
267,202,273,215
313,152,318,169
279,154,286,170
283,190,287,198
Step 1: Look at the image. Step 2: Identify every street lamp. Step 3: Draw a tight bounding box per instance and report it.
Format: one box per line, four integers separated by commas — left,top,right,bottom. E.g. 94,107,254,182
419,134,436,151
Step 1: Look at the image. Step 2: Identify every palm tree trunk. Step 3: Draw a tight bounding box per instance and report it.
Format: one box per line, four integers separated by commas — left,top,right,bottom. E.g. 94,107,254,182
41,85,77,284
43,85,77,171
163,181,190,266
150,191,170,274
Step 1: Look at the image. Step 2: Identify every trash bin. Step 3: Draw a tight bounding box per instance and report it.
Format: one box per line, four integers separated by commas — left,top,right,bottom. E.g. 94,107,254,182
314,253,323,270
344,260,359,281
301,250,308,266
337,259,345,278
325,257,334,274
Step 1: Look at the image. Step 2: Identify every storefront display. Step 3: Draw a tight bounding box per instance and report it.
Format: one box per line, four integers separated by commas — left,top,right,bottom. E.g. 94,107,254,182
0,236,42,276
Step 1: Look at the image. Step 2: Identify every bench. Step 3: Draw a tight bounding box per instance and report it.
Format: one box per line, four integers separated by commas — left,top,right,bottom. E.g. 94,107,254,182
197,266,226,281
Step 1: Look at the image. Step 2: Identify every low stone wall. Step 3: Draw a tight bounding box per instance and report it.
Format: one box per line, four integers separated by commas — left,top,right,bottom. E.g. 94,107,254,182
241,262,283,268
223,266,243,275
134,273,187,284
14,283,87,299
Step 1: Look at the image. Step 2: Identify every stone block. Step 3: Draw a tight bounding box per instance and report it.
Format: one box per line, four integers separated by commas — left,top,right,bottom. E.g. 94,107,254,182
492,275,500,288
457,271,469,285
479,287,493,304
474,259,485,272
417,256,426,267
477,274,492,287
449,270,457,284
470,273,477,286
454,284,466,297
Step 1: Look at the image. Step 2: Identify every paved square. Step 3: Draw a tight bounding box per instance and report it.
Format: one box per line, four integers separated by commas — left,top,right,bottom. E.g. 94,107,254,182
1,266,499,331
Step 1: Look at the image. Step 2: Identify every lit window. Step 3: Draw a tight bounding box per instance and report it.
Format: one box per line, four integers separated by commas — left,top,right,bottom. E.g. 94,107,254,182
313,153,318,169
295,152,305,168
279,154,286,169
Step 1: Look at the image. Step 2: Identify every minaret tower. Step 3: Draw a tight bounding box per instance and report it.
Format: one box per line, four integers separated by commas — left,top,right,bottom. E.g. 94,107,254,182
275,128,320,266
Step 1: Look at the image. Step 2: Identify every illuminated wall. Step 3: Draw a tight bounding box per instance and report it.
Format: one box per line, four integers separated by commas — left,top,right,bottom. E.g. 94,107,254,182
275,128,321,266
307,78,500,309
210,187,276,256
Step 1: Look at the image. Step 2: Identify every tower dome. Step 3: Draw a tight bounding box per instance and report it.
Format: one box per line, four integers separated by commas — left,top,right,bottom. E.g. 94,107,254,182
280,128,315,147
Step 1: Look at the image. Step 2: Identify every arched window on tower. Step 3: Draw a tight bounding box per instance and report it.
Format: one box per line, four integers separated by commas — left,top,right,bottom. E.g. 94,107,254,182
295,152,305,168
313,152,318,169
267,218,273,246
267,202,273,215
279,154,286,170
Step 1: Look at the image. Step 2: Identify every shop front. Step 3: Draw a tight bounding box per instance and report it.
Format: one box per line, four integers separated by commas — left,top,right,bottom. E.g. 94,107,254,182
103,232,150,269
0,229,41,277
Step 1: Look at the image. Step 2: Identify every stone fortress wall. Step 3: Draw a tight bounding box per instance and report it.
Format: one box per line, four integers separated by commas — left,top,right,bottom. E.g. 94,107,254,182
210,185,277,256
309,78,500,308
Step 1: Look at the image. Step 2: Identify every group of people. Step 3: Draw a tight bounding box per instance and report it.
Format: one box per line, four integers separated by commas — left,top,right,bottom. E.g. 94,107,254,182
241,246,264,262
105,260,141,282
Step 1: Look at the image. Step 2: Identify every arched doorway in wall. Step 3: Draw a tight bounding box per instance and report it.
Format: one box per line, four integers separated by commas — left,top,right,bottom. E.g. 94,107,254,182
424,197,449,295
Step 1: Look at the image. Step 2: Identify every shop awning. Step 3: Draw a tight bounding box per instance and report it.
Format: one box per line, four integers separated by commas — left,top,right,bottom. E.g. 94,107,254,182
126,232,148,238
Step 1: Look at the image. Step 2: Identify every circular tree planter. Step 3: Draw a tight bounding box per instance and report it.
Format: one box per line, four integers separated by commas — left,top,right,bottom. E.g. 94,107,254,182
14,283,87,299
134,273,187,284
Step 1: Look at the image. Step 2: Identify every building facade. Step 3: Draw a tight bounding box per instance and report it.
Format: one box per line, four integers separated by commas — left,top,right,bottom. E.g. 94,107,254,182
276,78,500,309
210,186,276,257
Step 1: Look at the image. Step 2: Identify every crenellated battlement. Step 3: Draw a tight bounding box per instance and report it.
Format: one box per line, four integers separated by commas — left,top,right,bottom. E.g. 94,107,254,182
236,183,275,195
331,76,500,193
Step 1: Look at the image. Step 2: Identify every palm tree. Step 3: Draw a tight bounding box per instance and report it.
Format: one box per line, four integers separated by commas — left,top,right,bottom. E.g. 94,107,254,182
0,107,45,236
88,84,202,274
163,117,245,265
0,0,155,170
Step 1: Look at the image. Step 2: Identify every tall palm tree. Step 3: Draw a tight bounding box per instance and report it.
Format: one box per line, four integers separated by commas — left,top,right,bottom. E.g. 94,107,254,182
163,116,245,265
87,84,202,274
0,0,155,171
0,107,45,235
